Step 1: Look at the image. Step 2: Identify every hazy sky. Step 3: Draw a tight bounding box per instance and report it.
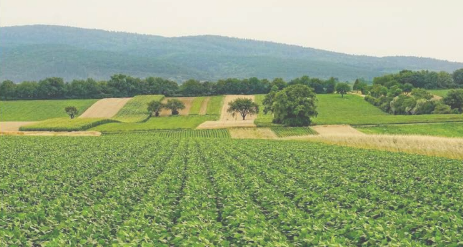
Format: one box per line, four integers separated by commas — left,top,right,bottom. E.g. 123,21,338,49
1,0,462,62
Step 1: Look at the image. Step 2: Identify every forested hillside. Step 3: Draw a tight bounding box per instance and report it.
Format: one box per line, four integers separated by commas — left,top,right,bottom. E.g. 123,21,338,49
1,25,463,82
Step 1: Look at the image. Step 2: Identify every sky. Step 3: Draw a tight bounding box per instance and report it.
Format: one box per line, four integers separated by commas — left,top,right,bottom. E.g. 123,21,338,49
1,0,462,62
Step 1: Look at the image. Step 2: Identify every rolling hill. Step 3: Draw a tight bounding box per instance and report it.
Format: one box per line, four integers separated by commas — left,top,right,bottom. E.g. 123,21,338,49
1,25,462,82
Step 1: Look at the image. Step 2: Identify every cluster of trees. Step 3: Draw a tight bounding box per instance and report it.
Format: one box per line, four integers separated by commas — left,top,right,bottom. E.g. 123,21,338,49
263,84,318,126
359,69,463,115
147,99,185,116
371,69,463,90
0,74,344,100
365,87,463,115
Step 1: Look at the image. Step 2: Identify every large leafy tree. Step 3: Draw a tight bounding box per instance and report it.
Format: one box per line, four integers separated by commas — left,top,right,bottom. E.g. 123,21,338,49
227,98,259,120
147,100,164,117
335,82,351,98
165,99,185,115
443,89,463,113
270,84,317,126
65,106,78,119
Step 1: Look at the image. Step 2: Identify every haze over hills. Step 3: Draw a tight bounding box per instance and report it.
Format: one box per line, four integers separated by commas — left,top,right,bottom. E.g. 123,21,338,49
1,25,462,83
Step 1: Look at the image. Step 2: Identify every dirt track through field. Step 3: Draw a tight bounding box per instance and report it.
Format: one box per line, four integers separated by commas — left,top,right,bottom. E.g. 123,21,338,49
0,122,37,131
79,98,131,118
199,97,210,115
311,125,365,135
196,95,257,129
229,128,277,139
160,97,195,116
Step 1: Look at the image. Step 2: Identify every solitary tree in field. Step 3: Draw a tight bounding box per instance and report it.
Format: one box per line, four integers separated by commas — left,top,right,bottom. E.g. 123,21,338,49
165,99,185,115
147,100,164,117
65,106,78,119
227,98,259,120
335,83,351,98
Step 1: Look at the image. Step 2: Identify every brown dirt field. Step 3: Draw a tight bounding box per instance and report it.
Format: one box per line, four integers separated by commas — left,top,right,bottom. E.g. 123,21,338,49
229,128,278,139
311,125,365,135
432,95,443,100
220,95,256,121
160,97,195,116
196,95,257,129
79,98,131,118
197,120,256,129
0,131,101,136
199,97,210,115
0,122,38,131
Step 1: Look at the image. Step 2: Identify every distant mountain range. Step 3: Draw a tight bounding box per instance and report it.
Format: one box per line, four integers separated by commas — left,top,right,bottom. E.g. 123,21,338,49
1,25,462,82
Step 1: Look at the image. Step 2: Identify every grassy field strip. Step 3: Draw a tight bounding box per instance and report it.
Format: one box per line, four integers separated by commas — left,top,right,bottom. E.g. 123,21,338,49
0,131,101,136
113,95,164,122
205,95,224,116
288,134,463,159
254,94,274,127
79,98,132,118
427,89,450,98
199,97,210,115
271,127,317,137
188,97,206,115
91,115,217,132
0,99,98,121
19,118,117,131
356,122,463,137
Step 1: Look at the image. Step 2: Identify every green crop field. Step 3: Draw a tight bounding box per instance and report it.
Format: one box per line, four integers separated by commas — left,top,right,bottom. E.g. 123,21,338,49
255,94,463,126
357,122,463,137
189,97,206,115
206,95,224,116
1,135,462,246
92,115,216,132
105,129,230,138
113,95,164,122
271,127,317,137
19,118,116,131
0,99,97,121
427,89,451,97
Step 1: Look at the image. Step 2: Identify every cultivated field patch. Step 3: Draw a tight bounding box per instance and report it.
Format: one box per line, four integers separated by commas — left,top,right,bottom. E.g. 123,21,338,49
0,122,38,131
229,128,277,139
197,95,257,129
2,136,463,245
20,118,116,131
79,98,131,118
311,125,365,135
271,127,317,137
357,122,463,138
160,97,195,116
113,95,164,122
0,99,97,121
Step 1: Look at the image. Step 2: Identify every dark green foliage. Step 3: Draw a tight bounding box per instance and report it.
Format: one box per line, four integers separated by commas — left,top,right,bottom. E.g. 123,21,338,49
453,68,463,86
443,89,463,113
147,100,164,117
335,82,350,98
227,98,259,120
165,99,185,115
390,95,417,115
432,103,452,114
64,106,78,119
3,25,462,83
271,84,318,126
410,88,433,100
374,69,459,89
